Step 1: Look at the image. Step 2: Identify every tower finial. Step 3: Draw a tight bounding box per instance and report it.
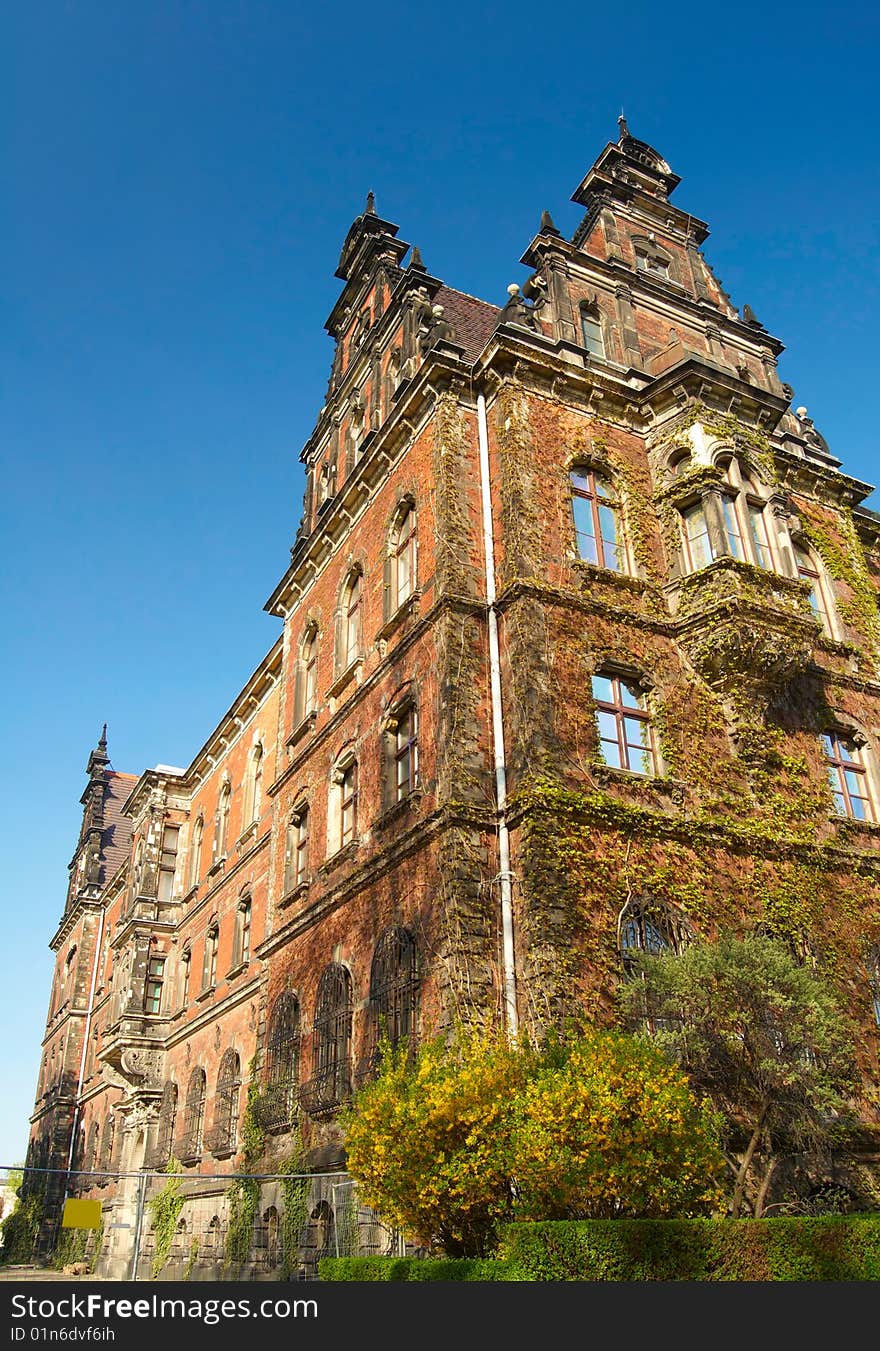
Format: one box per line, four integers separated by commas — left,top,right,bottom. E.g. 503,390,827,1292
618,110,629,140
409,244,426,270
99,723,107,751
365,190,376,215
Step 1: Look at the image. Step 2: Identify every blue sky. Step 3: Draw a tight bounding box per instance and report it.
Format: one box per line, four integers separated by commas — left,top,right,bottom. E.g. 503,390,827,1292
2,1,878,1166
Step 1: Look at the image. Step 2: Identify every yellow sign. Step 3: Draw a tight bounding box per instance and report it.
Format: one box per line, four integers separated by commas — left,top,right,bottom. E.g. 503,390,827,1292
61,1198,103,1230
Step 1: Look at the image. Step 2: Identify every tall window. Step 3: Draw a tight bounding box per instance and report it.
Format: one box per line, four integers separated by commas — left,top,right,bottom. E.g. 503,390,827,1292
245,746,263,827
188,816,203,890
869,949,880,1029
391,705,418,802
308,964,352,1114
214,1049,241,1155
369,927,419,1054
340,762,358,849
155,1083,177,1168
570,469,623,571
180,1068,206,1161
719,459,775,570
283,805,310,890
143,956,166,1015
795,544,833,635
342,572,363,669
216,784,231,859
823,733,874,821
580,306,605,357
157,825,180,902
680,500,715,571
618,895,693,1033
592,673,656,776
64,947,77,1006
100,1114,115,1174
392,505,417,609
234,897,252,967
177,947,191,1009
301,627,319,720
264,992,300,1129
202,924,219,991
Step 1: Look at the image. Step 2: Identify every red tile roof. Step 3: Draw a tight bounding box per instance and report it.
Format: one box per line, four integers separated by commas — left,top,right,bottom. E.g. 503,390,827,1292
100,772,137,884
435,286,499,362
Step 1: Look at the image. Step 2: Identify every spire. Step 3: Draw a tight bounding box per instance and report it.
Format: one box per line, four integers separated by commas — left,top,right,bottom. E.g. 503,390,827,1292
408,244,426,271
87,724,110,777
618,111,629,141
539,209,560,236
365,190,376,216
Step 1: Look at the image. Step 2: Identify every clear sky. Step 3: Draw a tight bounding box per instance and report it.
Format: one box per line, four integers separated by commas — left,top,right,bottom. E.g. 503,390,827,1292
2,0,878,1166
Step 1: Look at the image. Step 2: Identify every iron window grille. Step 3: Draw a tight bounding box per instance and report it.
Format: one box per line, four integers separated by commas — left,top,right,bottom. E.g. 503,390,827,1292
213,1049,241,1154
302,964,352,1117
178,1068,206,1163
261,992,300,1130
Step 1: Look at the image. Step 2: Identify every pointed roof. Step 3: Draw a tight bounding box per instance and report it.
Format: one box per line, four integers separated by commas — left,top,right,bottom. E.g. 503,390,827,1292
334,191,406,281
571,118,682,207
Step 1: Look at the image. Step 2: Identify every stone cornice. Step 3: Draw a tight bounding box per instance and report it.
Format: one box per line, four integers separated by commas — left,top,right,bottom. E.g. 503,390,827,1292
163,972,262,1049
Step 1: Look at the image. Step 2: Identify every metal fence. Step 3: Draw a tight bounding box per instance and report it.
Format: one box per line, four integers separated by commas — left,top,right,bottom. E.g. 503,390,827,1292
0,1164,404,1280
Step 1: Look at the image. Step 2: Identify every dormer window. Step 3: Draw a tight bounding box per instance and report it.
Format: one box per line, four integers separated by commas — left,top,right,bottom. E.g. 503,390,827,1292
636,250,669,279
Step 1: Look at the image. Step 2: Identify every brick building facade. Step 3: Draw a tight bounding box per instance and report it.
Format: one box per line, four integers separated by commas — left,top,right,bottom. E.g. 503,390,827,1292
27,122,880,1275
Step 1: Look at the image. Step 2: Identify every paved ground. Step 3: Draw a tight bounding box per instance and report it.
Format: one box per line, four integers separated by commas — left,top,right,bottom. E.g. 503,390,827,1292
0,1264,105,1281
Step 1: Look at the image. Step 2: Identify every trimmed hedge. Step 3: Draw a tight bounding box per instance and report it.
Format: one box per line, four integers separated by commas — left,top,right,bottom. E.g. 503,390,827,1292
319,1218,880,1281
318,1256,514,1281
501,1218,880,1281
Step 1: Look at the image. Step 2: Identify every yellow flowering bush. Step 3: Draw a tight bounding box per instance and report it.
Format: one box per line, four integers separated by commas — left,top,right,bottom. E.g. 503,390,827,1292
342,1028,725,1256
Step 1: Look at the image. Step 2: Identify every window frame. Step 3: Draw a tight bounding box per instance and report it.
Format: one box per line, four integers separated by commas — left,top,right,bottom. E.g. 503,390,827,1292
143,955,166,1015
392,504,417,610
823,732,875,822
592,671,657,778
569,467,625,572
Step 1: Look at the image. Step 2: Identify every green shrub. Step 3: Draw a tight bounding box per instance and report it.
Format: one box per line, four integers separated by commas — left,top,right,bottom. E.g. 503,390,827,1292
318,1256,514,1281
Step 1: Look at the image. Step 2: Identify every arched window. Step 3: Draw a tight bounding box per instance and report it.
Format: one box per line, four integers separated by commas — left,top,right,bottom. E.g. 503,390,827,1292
189,816,204,890
592,672,657,777
202,923,219,992
284,804,310,894
341,571,363,671
618,895,694,1033
580,303,605,358
823,732,876,822
390,503,417,611
368,927,419,1058
180,1067,207,1162
213,1050,241,1155
570,469,624,571
305,964,352,1115
795,543,834,636
263,992,300,1129
64,948,77,1007
234,895,252,968
154,1081,177,1168
215,783,231,860
244,745,263,828
295,625,319,728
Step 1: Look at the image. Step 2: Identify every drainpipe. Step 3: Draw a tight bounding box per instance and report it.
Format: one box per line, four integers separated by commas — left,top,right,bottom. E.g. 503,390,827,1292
476,390,519,1039
64,902,106,1182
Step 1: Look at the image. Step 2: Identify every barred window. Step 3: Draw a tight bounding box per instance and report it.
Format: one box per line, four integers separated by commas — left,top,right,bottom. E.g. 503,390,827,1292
369,927,419,1054
262,993,300,1130
213,1049,241,1155
180,1067,206,1162
304,964,352,1116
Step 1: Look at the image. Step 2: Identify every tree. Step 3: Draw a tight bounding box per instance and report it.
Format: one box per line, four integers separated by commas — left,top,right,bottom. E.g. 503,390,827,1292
342,1027,725,1256
618,932,858,1217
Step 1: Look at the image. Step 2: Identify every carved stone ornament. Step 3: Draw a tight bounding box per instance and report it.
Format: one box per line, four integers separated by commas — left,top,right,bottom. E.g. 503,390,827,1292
681,617,813,695
119,1048,163,1088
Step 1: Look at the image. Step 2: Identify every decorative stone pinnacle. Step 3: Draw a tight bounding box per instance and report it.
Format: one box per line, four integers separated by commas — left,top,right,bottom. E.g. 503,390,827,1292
409,245,425,270
618,111,630,140
365,191,376,215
